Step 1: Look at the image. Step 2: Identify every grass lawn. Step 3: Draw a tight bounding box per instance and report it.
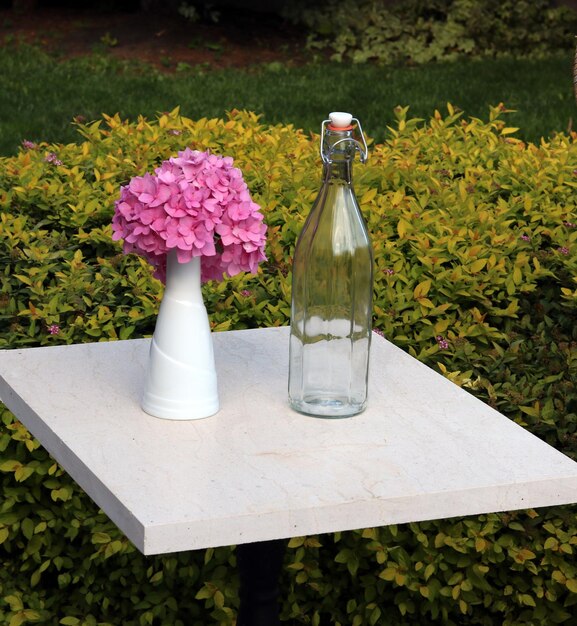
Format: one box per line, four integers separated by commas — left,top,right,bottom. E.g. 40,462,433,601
0,45,576,155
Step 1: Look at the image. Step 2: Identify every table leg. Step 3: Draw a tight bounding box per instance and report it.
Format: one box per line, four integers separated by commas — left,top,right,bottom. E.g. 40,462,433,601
236,538,286,626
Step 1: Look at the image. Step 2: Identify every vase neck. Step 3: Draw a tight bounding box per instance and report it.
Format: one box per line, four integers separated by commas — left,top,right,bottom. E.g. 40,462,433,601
165,251,203,302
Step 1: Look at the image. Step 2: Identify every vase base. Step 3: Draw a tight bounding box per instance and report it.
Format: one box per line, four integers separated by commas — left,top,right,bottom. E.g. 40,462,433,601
142,307,219,420
141,392,219,421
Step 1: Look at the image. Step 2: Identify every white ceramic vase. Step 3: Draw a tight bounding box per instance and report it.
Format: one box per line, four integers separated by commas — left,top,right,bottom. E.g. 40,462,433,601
141,250,219,420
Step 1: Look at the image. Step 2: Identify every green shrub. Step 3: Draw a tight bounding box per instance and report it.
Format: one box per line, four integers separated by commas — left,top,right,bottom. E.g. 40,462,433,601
1,107,576,624
284,0,577,64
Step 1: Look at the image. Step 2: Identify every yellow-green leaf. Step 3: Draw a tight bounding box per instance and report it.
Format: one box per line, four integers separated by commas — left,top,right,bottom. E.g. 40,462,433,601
361,188,377,204
413,279,432,299
378,567,396,581
470,258,487,273
397,218,411,238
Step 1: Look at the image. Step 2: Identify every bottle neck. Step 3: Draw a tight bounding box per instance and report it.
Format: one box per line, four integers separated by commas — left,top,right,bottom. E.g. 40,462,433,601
323,158,353,184
322,128,355,184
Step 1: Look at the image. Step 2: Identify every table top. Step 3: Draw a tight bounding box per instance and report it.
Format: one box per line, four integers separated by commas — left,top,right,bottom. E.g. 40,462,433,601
1,327,576,555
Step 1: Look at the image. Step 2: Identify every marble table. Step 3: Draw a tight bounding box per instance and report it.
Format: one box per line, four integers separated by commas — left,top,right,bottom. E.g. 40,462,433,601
1,326,577,557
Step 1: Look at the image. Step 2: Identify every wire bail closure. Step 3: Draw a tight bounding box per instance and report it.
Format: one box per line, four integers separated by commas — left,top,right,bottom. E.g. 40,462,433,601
320,117,369,165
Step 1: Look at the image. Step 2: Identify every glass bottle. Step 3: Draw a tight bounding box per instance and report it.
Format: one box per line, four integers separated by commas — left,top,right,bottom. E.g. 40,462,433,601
288,112,373,418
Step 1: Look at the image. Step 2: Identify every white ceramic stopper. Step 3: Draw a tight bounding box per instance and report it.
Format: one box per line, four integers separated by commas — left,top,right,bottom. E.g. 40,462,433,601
329,112,353,128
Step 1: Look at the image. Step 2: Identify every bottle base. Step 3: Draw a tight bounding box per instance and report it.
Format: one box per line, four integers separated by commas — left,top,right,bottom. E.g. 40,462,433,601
289,395,366,419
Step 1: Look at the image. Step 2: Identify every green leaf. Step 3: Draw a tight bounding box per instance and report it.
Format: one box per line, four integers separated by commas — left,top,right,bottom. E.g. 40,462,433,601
213,590,225,608
287,536,305,548
14,465,35,482
149,571,163,584
0,459,20,471
543,536,558,550
5,595,24,611
21,518,34,540
369,606,381,626
413,279,431,299
91,532,111,544
519,593,536,607
51,487,72,502
378,567,396,581
30,570,41,587
195,586,213,600
500,127,519,135
9,614,26,626
469,258,487,273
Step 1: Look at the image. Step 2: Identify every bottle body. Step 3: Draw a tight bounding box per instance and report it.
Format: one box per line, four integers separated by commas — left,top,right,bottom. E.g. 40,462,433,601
288,141,373,418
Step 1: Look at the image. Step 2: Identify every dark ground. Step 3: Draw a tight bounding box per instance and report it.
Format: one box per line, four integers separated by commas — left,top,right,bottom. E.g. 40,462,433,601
0,6,310,70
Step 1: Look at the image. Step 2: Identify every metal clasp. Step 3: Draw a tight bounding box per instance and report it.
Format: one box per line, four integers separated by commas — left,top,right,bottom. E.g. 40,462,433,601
320,117,369,165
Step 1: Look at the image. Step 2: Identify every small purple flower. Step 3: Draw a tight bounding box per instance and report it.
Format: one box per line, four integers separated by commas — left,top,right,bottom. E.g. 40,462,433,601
373,328,385,337
383,268,395,275
436,335,449,350
240,289,252,297
22,140,37,150
48,324,60,335
558,246,569,255
520,234,531,242
168,129,182,136
563,221,576,228
572,170,577,176
44,152,63,166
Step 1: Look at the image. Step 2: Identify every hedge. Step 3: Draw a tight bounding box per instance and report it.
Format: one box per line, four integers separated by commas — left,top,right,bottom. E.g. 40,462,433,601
0,107,576,625
285,0,577,65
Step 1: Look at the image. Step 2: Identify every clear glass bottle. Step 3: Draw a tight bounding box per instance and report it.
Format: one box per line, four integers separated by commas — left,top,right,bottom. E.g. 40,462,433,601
288,112,373,418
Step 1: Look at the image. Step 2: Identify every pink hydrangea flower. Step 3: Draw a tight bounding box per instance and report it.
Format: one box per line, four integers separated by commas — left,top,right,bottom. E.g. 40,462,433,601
112,149,267,282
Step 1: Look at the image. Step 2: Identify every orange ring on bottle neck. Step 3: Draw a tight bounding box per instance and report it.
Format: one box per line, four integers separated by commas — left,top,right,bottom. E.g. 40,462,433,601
327,124,354,131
